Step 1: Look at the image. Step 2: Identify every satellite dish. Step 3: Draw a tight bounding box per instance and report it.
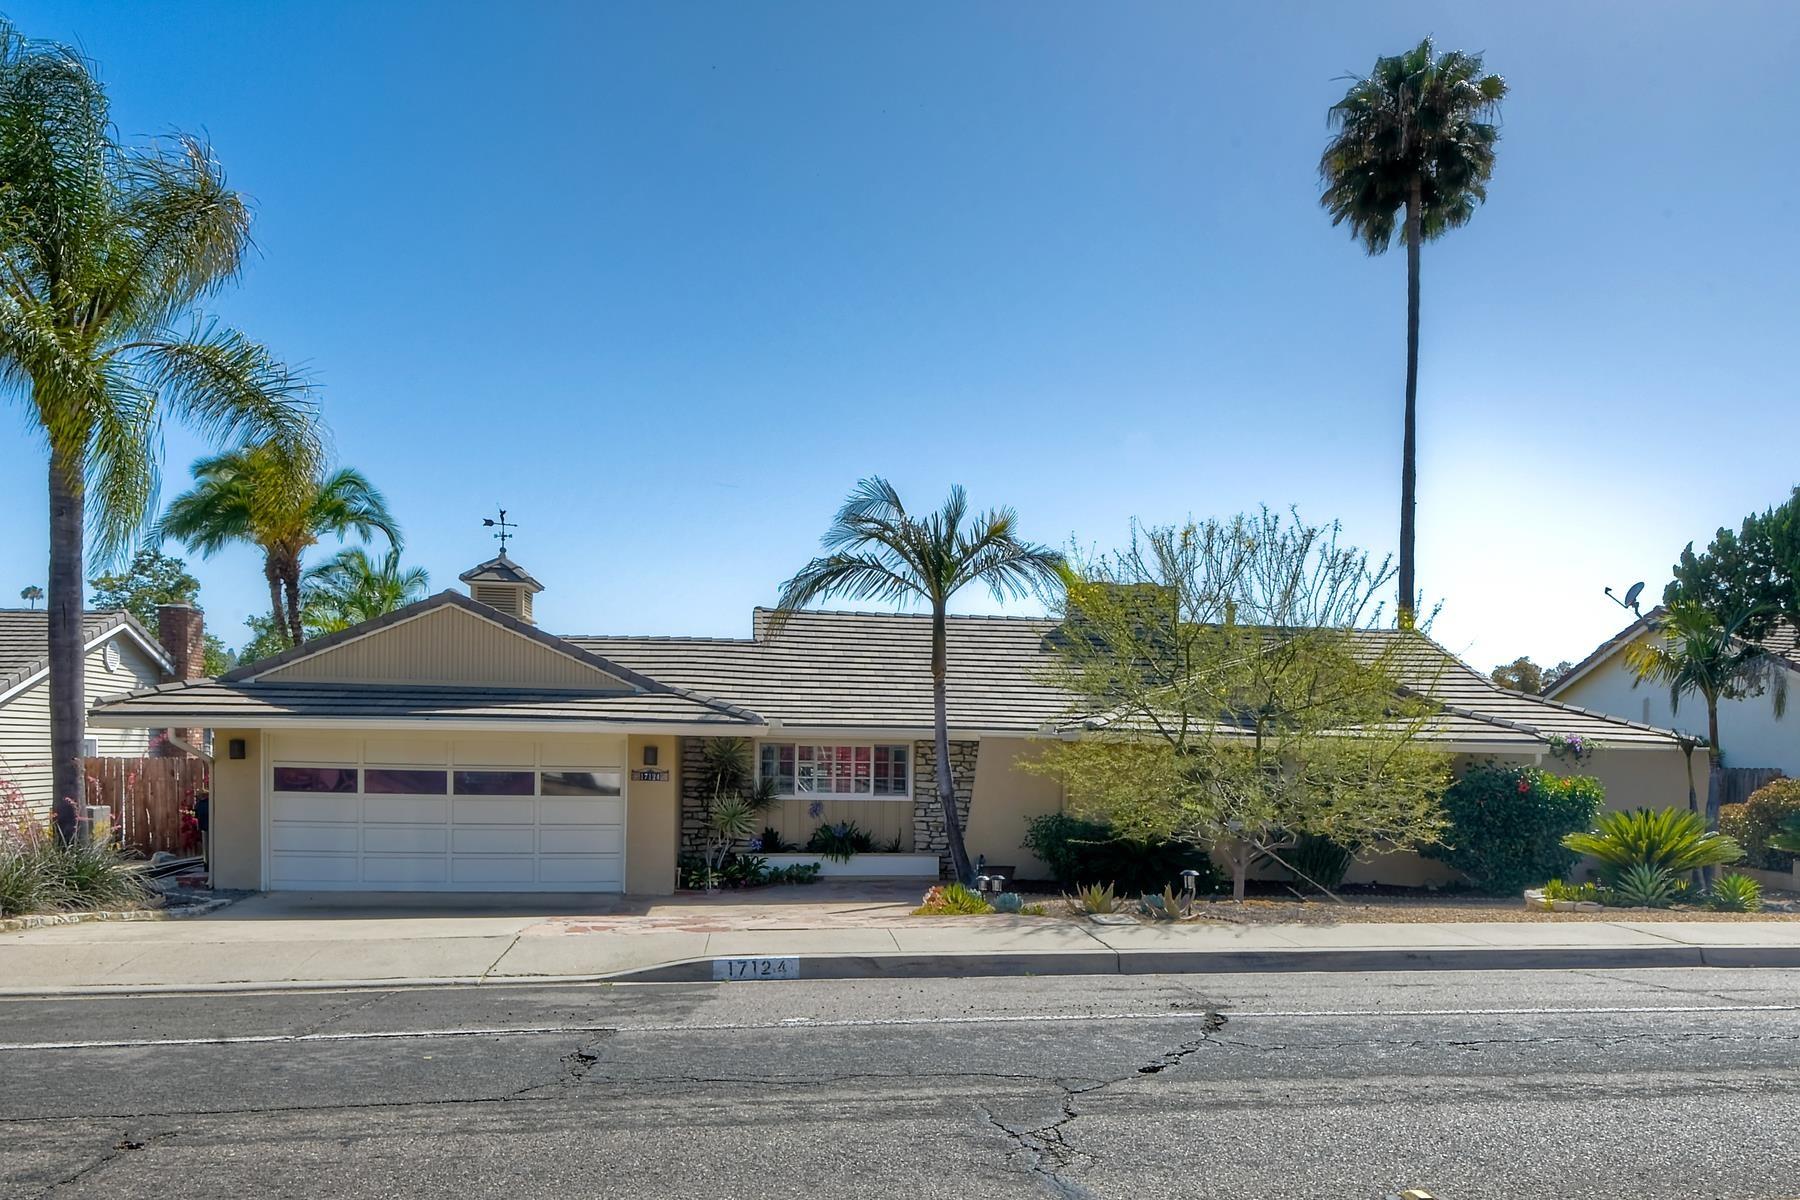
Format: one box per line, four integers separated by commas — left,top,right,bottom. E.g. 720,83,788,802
1623,582,1645,611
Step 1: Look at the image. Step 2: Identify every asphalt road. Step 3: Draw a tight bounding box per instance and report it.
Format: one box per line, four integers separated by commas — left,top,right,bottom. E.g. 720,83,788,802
2,967,1798,1200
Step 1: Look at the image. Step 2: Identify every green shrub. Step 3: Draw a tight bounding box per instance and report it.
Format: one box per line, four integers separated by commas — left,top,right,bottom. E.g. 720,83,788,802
754,826,797,853
806,821,876,863
1423,764,1604,894
1720,779,1800,870
990,891,1024,914
1563,807,1744,882
1607,863,1681,908
41,840,150,910
1279,834,1356,892
1772,814,1800,858
1707,872,1763,913
0,847,47,917
0,837,148,916
1023,813,1223,895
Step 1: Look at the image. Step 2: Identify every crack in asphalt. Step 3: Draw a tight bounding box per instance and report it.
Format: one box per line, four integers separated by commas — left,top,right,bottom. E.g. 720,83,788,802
979,1010,1229,1199
291,989,397,1039
38,1128,174,1198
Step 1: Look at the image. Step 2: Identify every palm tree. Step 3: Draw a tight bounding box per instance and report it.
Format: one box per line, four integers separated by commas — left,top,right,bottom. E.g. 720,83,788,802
0,23,317,837
775,478,1062,883
1626,601,1789,831
305,547,430,634
1320,39,1506,623
19,587,43,609
158,447,399,648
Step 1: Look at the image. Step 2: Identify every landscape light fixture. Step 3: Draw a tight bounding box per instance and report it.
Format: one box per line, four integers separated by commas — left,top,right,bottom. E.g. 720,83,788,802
1181,869,1201,898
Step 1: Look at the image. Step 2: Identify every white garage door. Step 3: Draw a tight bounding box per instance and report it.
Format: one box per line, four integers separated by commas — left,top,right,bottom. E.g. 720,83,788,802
268,763,625,891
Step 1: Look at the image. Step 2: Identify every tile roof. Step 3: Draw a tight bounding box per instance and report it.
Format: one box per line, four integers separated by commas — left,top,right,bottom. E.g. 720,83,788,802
90,596,1694,748
577,608,1690,748
87,679,759,728
0,609,167,699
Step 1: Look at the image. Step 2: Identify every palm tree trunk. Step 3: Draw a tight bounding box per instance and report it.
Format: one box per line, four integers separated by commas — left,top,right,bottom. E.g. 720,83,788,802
47,447,86,842
1398,178,1422,626
281,551,304,648
1705,702,1723,829
263,555,287,649
1704,700,1724,889
932,604,974,885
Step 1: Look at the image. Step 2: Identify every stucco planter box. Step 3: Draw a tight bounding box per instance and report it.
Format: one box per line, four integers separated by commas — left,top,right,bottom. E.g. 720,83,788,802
1523,888,1605,913
762,852,940,879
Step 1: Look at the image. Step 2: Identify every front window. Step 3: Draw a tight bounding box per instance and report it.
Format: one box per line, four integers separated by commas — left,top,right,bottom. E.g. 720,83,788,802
759,743,909,798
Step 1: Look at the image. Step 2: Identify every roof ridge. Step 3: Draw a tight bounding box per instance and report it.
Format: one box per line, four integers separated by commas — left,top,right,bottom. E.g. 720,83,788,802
749,606,1056,623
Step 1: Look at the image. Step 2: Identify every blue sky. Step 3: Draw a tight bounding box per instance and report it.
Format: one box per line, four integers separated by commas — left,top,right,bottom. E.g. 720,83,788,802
5,1,1798,672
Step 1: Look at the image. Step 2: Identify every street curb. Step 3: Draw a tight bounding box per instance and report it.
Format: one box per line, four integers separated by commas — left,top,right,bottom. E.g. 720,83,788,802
0,896,236,934
3,943,1797,998
605,944,1730,982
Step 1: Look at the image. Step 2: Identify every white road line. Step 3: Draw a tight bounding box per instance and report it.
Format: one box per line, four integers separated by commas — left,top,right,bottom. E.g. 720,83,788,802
0,1003,1795,1053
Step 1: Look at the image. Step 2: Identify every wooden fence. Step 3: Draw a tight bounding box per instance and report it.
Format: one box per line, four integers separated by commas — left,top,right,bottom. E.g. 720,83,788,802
82,757,207,856
1717,766,1786,809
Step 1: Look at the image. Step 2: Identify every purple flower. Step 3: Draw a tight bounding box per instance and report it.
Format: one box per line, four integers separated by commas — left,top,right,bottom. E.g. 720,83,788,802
807,800,824,819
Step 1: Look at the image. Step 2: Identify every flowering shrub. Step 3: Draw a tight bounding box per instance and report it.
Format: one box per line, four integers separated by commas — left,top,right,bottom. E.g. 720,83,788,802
1547,734,1600,764
1720,779,1800,870
1422,763,1604,894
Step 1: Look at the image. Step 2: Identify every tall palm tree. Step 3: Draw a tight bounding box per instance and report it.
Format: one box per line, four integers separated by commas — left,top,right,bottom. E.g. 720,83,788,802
775,478,1062,883
1626,601,1789,830
1320,39,1506,624
305,547,430,634
19,587,43,609
157,446,399,648
0,22,317,837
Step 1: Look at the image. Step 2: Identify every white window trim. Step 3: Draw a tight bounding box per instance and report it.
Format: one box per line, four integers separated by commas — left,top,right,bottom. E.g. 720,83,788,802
756,740,914,802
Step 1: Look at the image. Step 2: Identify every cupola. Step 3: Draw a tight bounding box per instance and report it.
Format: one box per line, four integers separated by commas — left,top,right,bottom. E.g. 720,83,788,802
459,551,544,624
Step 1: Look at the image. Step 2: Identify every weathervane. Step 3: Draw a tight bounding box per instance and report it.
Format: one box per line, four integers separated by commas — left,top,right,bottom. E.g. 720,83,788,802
482,507,518,554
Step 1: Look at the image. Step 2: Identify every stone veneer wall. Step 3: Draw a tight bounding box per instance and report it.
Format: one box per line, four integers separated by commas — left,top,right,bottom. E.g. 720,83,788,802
678,737,713,854
912,739,980,877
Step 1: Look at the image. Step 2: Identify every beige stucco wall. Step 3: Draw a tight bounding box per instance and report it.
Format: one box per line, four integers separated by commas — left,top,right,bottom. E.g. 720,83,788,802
626,734,677,895
966,737,1065,879
209,728,264,890
257,605,628,690
1332,744,1706,888
1555,636,1797,776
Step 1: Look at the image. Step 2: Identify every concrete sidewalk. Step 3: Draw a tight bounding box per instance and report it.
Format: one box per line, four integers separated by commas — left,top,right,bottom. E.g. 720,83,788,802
5,893,1800,993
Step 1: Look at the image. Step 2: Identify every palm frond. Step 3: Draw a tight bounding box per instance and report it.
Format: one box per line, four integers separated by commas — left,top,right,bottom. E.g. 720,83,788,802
131,322,319,465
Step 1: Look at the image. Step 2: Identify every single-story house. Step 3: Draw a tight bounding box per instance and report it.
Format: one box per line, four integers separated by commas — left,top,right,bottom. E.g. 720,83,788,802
88,552,1707,895
1547,609,1798,778
2,605,205,815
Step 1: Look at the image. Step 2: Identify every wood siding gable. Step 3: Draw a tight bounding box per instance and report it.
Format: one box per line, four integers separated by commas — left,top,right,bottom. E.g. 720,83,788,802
255,605,636,691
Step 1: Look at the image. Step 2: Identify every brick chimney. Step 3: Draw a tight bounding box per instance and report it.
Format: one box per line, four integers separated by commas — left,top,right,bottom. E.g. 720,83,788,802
155,604,206,757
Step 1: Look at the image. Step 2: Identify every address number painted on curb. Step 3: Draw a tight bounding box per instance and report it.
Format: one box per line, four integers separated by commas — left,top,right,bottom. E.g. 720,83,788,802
713,956,801,981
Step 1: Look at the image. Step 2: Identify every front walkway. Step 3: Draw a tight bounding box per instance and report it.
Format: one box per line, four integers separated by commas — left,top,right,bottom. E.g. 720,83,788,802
7,885,1800,993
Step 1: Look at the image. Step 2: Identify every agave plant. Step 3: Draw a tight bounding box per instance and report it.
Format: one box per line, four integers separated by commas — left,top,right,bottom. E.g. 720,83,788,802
1608,864,1681,908
1138,884,1191,922
1072,881,1119,915
1708,873,1764,914
1562,808,1744,882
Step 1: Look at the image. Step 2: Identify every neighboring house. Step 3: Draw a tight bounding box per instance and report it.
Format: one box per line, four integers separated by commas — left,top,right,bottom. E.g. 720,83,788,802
1547,610,1799,778
0,607,203,815
88,552,1704,897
